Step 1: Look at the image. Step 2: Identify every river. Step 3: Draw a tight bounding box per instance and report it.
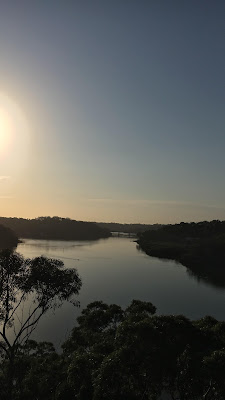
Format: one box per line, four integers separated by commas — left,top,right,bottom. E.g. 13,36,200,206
16,236,225,349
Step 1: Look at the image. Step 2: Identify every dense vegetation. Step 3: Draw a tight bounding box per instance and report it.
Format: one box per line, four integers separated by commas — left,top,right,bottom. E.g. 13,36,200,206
0,250,82,400
1,299,225,399
0,224,18,250
0,248,225,399
138,220,225,288
0,216,111,240
97,222,162,234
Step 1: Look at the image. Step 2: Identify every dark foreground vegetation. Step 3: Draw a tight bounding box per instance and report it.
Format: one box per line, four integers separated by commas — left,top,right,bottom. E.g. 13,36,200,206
1,300,225,399
0,224,18,250
138,220,225,288
0,216,111,240
0,250,225,399
0,250,82,400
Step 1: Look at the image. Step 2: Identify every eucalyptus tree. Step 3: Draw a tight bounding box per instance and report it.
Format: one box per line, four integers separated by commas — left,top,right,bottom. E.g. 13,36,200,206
0,250,82,399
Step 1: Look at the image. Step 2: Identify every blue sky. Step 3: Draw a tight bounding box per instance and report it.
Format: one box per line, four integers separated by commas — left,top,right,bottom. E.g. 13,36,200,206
0,0,224,223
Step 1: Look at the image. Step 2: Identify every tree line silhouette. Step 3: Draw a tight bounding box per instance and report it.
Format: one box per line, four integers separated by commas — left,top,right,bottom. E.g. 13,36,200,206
138,220,225,288
0,225,18,250
96,222,162,234
0,216,111,241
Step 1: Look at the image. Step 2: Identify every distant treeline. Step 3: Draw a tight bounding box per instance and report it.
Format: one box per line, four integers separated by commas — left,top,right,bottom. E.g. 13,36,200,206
97,222,162,234
138,220,225,288
0,217,111,241
139,220,225,240
0,224,18,249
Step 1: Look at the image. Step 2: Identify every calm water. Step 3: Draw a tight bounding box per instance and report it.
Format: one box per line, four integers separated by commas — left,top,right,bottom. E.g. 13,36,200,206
16,237,225,348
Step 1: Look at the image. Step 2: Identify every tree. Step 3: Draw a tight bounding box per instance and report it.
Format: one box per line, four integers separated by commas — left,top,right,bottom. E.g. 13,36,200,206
0,225,18,250
0,250,82,399
62,301,225,400
1,297,225,399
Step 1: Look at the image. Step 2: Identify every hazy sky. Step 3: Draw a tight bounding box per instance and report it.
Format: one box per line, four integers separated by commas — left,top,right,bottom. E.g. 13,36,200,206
0,1,224,223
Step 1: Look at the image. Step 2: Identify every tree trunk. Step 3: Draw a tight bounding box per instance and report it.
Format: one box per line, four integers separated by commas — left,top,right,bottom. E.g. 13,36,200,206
6,350,15,400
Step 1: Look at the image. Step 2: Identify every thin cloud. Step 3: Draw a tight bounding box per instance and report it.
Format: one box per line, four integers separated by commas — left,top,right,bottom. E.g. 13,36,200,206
0,176,10,181
0,196,13,199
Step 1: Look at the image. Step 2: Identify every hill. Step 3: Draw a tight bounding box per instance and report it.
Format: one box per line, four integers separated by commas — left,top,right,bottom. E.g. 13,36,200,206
0,224,18,249
137,220,225,288
0,216,111,241
96,222,162,234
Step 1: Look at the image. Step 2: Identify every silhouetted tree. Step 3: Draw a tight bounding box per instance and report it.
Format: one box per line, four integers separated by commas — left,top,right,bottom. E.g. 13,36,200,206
0,250,82,399
1,299,225,399
0,225,18,250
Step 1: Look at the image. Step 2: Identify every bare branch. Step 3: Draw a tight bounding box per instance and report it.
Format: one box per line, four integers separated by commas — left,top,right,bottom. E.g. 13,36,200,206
13,306,46,346
21,322,39,346
203,380,213,399
8,292,26,323
3,275,10,337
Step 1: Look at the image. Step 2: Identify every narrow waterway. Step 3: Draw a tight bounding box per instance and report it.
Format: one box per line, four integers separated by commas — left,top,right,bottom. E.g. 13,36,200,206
16,236,225,348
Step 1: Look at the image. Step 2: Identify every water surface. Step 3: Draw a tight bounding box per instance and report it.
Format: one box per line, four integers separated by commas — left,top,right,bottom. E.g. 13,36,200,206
16,237,225,348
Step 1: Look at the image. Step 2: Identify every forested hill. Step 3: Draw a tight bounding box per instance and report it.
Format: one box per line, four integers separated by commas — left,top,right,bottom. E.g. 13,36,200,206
0,224,18,249
97,222,162,233
0,217,111,240
139,220,225,241
138,220,225,288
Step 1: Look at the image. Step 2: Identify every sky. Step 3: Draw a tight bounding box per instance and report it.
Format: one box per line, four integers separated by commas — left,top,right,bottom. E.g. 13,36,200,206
0,0,224,224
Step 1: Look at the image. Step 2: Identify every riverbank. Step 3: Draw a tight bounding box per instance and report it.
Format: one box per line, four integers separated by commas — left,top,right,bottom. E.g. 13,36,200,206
137,221,225,288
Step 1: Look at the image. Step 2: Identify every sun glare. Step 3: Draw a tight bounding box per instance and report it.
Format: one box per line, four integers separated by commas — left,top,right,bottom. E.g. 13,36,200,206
0,93,30,174
0,108,13,154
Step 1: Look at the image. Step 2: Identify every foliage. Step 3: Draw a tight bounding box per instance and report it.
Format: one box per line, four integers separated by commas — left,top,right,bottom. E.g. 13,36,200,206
0,250,81,399
138,220,225,241
137,220,225,288
1,297,225,398
61,302,225,400
7,300,221,400
97,222,162,234
0,216,111,240
0,225,18,250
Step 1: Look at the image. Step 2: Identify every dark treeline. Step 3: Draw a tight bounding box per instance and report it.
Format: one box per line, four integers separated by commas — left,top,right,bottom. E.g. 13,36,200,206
139,220,225,240
97,222,162,234
0,224,18,249
1,300,225,399
0,216,111,241
138,220,225,288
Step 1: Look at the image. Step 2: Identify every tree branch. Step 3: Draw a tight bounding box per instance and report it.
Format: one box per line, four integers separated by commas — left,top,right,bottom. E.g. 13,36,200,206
0,340,10,359
8,292,26,323
13,305,46,346
3,276,10,338
203,380,213,399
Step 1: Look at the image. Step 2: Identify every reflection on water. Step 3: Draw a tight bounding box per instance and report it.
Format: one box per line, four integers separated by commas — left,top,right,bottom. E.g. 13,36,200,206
137,243,225,290
16,237,225,349
186,266,225,290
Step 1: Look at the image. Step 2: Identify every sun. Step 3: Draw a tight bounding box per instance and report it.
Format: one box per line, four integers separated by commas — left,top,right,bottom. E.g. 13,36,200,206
0,93,30,173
